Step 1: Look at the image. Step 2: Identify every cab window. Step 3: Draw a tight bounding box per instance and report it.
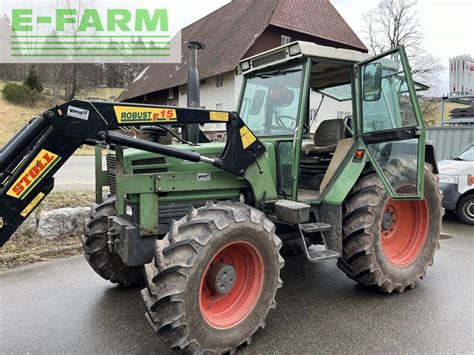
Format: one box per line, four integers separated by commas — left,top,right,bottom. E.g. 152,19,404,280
240,64,303,136
361,56,418,133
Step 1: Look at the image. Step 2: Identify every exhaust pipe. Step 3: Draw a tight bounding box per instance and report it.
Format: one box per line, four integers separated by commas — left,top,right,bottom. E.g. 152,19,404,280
183,41,205,144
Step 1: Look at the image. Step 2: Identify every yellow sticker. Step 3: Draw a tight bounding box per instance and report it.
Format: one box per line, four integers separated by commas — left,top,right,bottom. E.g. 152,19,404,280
209,111,229,122
21,192,45,217
240,126,257,149
114,106,177,124
7,149,60,200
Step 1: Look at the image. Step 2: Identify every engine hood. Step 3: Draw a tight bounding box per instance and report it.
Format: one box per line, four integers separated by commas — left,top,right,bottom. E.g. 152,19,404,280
438,159,474,175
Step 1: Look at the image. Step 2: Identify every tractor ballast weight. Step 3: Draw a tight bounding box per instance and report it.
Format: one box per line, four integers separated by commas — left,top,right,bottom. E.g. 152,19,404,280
0,42,443,354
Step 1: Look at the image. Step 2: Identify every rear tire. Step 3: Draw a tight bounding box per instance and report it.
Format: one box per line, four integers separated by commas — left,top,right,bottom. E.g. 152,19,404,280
337,164,443,293
456,194,474,225
142,201,284,353
82,195,144,287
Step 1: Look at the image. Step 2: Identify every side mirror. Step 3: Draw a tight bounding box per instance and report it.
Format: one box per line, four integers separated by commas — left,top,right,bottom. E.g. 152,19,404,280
363,63,382,101
250,89,266,115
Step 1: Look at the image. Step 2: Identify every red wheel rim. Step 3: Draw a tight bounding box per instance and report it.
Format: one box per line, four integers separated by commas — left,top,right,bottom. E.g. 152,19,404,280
199,241,264,330
381,198,429,267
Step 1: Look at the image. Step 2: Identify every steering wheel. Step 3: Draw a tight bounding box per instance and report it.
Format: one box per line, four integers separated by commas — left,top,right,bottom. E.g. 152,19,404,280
276,115,297,129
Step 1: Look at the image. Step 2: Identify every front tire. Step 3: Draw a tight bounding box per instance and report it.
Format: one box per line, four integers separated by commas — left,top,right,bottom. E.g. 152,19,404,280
82,195,144,287
337,164,443,293
142,201,284,353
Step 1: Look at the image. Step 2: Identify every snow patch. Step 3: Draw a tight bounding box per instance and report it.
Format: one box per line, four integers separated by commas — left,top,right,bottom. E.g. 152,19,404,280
133,66,150,83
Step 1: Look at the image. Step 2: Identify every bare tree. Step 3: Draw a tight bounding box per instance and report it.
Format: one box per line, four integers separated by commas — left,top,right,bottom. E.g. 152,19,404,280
362,0,443,122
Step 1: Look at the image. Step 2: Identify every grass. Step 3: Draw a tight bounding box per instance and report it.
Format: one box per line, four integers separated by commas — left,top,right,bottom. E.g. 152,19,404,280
36,190,95,212
0,191,95,269
0,81,124,154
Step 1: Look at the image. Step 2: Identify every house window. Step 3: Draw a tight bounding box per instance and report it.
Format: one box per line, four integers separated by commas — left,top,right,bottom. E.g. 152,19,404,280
281,35,291,46
216,103,223,110
337,111,351,119
216,75,223,88
168,88,174,100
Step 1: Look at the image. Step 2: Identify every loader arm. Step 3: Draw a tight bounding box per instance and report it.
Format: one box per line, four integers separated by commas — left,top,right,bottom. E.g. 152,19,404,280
0,100,266,246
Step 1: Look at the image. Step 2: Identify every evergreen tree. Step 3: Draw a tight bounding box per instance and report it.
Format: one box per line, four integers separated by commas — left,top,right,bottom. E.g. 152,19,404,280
23,65,44,92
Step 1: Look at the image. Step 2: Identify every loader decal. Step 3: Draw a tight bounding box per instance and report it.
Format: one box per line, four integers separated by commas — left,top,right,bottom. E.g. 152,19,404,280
239,126,257,149
209,111,229,122
21,192,46,217
114,106,177,124
7,150,60,200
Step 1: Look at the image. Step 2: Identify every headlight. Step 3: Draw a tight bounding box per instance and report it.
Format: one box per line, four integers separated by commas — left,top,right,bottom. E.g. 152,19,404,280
288,44,301,56
240,60,250,72
438,174,459,184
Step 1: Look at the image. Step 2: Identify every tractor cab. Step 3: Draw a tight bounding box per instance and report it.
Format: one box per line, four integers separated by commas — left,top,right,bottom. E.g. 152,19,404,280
238,41,429,204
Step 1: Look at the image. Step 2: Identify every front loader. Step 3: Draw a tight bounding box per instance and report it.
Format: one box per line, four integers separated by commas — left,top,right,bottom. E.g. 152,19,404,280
0,42,443,353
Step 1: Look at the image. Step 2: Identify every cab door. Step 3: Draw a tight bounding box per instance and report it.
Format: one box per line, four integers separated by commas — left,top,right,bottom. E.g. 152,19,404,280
356,46,425,199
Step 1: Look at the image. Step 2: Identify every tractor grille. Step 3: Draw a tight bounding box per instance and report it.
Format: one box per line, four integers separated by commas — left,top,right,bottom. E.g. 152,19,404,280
159,201,207,224
106,154,117,195
106,155,169,195
105,154,206,230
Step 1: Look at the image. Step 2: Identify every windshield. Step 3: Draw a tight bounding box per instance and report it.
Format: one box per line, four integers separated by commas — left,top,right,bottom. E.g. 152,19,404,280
458,145,474,161
239,64,303,136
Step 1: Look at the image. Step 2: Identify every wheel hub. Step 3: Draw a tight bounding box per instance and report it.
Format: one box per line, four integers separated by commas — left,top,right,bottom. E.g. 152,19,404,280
382,210,394,231
200,241,265,330
206,262,237,294
464,200,474,220
380,198,429,267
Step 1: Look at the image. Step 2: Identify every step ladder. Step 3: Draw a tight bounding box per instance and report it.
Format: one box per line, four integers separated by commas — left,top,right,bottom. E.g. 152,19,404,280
298,222,340,263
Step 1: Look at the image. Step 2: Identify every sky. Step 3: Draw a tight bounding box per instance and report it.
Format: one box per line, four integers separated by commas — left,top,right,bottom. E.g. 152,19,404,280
170,0,474,95
332,0,474,94
3,0,472,91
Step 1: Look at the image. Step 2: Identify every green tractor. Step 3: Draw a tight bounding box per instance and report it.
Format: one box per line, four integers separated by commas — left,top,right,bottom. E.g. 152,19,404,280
0,41,442,353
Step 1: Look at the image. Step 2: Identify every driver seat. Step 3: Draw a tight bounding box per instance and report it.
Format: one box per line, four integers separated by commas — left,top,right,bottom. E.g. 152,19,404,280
302,119,345,155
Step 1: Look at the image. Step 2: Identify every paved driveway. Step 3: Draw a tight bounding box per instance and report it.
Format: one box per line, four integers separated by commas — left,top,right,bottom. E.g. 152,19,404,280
54,156,102,192
0,215,472,353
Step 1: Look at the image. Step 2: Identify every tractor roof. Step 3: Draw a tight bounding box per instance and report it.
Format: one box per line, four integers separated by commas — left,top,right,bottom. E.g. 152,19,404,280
240,41,371,75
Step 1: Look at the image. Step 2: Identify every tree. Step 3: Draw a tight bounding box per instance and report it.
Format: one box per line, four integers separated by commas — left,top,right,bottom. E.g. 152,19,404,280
24,65,44,92
362,0,443,122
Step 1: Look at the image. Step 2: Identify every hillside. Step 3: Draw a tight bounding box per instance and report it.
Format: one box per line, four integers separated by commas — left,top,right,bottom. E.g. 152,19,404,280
0,81,123,153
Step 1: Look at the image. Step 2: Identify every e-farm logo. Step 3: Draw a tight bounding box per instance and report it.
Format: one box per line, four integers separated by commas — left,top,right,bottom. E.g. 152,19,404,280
0,1,181,64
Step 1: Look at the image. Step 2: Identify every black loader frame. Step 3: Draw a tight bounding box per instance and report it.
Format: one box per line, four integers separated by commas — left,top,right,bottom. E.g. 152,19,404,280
0,101,265,246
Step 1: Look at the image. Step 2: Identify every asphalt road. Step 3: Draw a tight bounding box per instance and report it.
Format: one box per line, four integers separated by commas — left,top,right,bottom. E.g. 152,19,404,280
54,156,101,192
1,215,473,354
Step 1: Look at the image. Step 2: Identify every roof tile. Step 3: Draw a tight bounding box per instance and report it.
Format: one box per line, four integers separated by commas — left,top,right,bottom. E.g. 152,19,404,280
118,0,366,101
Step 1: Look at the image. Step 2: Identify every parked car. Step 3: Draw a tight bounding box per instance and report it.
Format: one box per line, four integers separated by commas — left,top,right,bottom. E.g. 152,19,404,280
438,143,474,224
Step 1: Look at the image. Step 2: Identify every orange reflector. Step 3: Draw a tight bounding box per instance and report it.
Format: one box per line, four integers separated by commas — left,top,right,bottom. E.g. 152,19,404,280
354,150,365,159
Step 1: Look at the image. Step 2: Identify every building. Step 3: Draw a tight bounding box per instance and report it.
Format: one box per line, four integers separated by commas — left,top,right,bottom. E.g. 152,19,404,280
118,0,367,134
449,55,474,95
